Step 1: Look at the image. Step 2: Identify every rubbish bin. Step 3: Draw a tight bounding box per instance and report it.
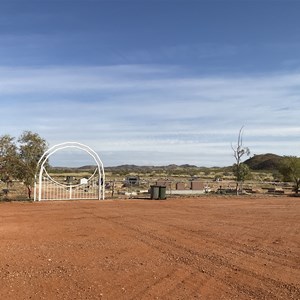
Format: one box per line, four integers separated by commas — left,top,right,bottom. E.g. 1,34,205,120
150,185,160,199
159,186,167,200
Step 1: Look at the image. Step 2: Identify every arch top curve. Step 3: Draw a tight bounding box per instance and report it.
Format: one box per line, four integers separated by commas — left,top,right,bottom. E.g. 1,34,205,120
34,142,105,201
37,141,103,170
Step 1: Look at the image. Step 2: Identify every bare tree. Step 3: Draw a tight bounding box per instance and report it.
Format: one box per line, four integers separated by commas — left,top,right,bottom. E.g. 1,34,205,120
231,126,250,195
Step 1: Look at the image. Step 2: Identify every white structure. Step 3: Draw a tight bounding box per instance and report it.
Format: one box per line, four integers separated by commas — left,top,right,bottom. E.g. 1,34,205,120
34,142,105,201
80,178,88,185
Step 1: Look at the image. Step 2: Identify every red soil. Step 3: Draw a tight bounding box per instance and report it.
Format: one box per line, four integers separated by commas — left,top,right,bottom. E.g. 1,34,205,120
0,196,299,299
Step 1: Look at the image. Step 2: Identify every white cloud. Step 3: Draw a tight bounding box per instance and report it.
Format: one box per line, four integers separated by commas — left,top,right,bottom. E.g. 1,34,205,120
0,65,299,166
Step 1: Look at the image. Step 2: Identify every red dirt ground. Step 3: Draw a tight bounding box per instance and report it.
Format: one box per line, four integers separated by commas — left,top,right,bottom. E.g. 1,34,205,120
0,196,299,300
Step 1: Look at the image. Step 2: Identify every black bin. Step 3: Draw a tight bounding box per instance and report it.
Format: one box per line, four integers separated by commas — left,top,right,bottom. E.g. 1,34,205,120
159,186,167,200
150,185,160,199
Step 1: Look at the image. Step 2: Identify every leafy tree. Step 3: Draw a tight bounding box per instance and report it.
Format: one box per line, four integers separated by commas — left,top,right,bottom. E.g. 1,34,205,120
16,131,48,199
279,156,300,194
232,162,251,181
0,134,18,188
231,127,250,195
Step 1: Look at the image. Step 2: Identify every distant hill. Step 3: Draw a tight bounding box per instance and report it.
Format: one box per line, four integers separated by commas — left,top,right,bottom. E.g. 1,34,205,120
77,165,97,170
244,153,283,171
105,164,199,174
51,164,200,174
51,155,285,173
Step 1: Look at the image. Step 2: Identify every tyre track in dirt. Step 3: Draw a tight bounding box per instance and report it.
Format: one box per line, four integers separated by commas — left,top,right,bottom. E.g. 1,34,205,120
92,212,300,300
166,223,299,270
1,198,299,299
143,218,300,299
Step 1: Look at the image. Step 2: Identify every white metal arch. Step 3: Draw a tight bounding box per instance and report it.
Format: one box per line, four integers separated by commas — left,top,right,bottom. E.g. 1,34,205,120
34,142,105,201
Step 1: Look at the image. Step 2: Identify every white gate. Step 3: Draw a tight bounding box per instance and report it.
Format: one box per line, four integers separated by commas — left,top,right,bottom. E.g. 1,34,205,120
34,142,105,201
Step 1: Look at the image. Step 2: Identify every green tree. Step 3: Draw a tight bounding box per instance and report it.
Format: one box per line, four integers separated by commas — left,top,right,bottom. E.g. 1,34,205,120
232,162,251,181
0,134,18,188
279,156,300,194
231,127,250,195
16,131,48,199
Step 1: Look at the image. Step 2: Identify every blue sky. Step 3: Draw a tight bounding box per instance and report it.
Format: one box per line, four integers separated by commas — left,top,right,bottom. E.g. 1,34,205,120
1,0,300,167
